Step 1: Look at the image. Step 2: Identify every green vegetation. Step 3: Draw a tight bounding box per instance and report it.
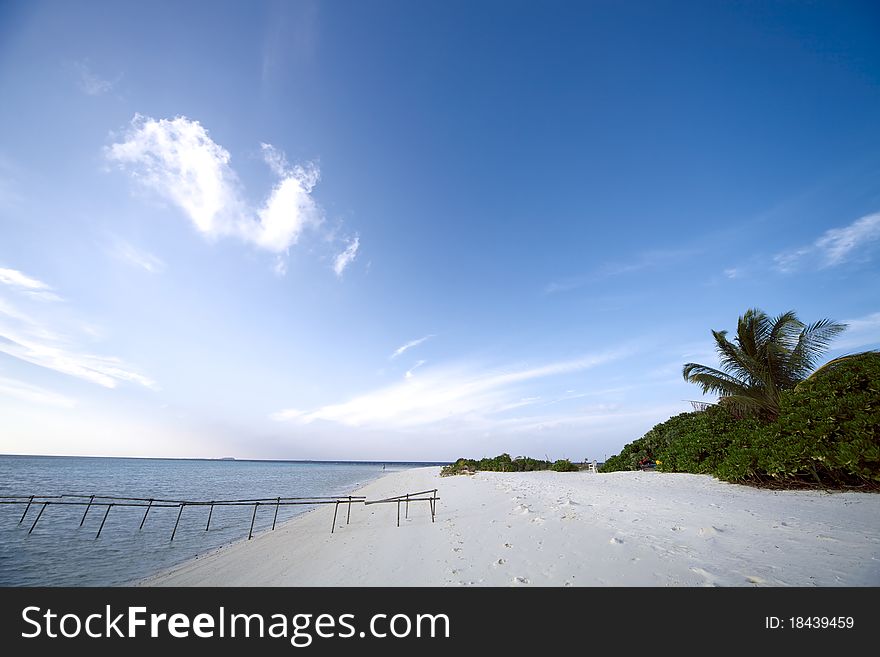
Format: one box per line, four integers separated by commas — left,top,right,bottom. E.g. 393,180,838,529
603,350,880,490
441,453,581,476
682,308,846,420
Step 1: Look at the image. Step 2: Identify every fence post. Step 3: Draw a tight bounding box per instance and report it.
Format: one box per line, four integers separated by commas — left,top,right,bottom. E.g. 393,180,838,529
170,503,185,542
18,495,34,524
248,503,259,540
79,495,95,527
28,502,49,534
95,504,112,539
139,499,153,530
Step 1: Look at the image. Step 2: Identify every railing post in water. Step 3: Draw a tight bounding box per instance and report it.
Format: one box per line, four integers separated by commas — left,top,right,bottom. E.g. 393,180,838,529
170,503,185,542
95,504,112,539
248,502,259,540
19,495,34,524
272,497,280,531
28,502,48,535
205,503,214,531
139,498,153,530
80,495,95,527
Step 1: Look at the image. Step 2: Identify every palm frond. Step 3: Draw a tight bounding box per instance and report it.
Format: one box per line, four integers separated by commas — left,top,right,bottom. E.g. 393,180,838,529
789,319,847,376
682,308,847,421
682,363,751,397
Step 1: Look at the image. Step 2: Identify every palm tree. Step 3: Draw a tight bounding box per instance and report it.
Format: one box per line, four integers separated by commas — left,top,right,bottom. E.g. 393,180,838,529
682,308,846,420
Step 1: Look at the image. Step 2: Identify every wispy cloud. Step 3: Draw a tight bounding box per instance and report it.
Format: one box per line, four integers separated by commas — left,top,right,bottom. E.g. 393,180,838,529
70,60,116,96
272,349,630,431
106,115,327,270
0,270,156,390
333,235,359,277
0,268,51,291
545,248,698,294
0,267,62,302
405,359,426,379
723,268,740,279
0,322,157,390
832,311,880,351
390,334,434,360
111,240,165,273
0,375,76,408
775,212,880,272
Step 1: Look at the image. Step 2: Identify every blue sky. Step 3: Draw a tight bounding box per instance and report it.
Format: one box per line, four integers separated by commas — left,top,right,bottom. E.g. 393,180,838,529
1,0,879,461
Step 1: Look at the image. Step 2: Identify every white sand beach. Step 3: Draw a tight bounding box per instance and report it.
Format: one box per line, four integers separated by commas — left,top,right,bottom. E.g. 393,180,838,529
142,466,880,587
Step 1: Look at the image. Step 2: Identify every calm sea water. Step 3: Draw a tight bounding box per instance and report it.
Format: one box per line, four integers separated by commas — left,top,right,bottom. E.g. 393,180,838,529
0,455,441,586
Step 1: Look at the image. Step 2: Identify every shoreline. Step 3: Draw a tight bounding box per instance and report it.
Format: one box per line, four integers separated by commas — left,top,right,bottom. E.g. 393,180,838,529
142,466,880,587
133,466,407,586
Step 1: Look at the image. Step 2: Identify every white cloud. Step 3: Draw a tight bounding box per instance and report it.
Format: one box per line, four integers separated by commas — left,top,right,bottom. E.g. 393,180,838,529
832,311,880,351
269,408,307,422
0,268,62,302
775,212,880,272
0,267,51,291
545,248,698,294
252,164,320,252
272,256,288,277
107,115,323,263
405,359,426,379
0,325,157,390
72,61,115,96
723,268,740,279
333,236,359,277
390,334,434,360
272,349,629,431
0,271,156,390
260,143,290,177
112,240,165,273
0,375,76,408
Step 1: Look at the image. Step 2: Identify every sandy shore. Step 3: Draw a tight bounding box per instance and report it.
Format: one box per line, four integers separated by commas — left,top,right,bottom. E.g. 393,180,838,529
142,466,880,586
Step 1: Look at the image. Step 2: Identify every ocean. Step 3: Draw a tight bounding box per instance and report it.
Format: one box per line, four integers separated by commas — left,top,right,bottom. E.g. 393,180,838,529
0,455,442,586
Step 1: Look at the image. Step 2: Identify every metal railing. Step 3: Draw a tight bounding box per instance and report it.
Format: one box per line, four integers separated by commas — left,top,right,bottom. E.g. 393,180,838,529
1,488,439,541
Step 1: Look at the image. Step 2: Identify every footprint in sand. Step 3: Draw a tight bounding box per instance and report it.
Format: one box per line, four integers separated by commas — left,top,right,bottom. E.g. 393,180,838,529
689,567,720,586
453,548,462,553
493,558,506,566
512,576,530,585
609,537,624,545
513,504,531,514
699,526,724,537
746,575,766,585
503,543,513,548
531,517,545,524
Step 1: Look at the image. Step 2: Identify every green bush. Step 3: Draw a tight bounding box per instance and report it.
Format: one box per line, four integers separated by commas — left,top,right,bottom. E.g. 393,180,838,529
551,459,579,472
718,352,880,487
602,352,880,489
441,453,580,475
